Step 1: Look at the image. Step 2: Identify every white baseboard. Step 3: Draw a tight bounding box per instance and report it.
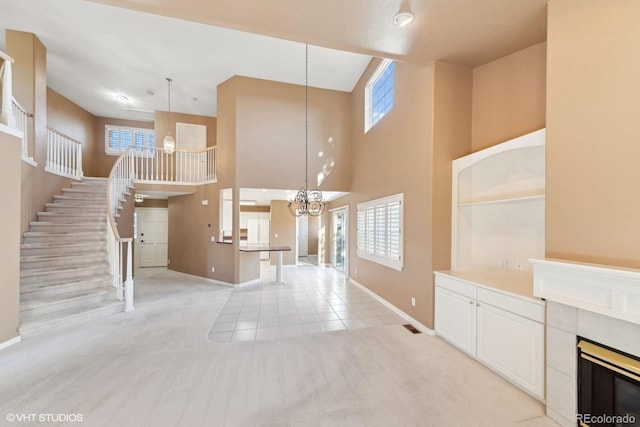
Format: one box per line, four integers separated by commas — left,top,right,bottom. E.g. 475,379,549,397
0,335,21,351
349,278,435,336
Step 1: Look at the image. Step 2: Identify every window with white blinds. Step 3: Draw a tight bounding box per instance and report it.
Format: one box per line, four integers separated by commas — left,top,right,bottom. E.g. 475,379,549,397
356,193,403,270
105,125,156,156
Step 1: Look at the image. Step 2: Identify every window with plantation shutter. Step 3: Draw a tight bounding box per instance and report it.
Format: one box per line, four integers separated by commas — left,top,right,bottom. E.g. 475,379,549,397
356,193,403,270
105,125,156,156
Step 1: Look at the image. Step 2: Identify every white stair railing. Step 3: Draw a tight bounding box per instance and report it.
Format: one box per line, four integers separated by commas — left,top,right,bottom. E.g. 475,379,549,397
0,50,15,128
12,97,32,160
106,145,217,311
45,126,83,180
107,148,135,311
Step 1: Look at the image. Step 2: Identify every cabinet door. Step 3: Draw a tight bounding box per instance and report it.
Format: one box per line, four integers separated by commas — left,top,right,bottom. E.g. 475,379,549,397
435,286,476,356
476,303,544,399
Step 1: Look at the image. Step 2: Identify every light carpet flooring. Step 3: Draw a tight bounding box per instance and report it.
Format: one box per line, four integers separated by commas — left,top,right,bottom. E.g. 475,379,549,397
0,266,557,427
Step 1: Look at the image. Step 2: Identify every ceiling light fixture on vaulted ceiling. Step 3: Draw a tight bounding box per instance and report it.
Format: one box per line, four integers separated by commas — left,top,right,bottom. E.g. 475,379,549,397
394,11,415,27
288,45,326,218
394,1,415,27
116,94,129,104
163,77,176,155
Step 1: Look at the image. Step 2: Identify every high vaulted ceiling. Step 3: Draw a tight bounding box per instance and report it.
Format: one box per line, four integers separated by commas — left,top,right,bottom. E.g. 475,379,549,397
87,0,547,65
0,0,548,121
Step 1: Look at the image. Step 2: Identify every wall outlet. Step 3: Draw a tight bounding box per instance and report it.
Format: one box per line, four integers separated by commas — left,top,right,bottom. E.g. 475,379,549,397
211,266,215,273
354,268,358,275
202,200,208,206
411,297,416,307
211,236,216,242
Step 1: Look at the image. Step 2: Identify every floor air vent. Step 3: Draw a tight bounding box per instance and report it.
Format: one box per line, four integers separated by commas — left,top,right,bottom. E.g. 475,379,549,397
403,324,421,334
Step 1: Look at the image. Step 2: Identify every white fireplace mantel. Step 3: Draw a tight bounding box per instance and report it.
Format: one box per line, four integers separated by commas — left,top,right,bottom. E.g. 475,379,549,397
530,258,640,326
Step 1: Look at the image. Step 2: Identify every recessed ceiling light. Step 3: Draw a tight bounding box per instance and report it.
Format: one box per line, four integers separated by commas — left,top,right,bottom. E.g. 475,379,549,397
116,94,129,103
394,11,415,27
147,90,154,96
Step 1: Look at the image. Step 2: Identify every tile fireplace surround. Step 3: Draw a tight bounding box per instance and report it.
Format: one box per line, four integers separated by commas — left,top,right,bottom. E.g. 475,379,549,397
531,259,640,427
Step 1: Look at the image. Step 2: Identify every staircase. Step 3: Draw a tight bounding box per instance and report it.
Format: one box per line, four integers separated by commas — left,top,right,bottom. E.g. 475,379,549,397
19,177,122,337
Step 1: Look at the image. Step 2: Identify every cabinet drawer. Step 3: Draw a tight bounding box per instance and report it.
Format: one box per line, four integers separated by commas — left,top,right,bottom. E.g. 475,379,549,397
435,274,476,299
477,287,544,323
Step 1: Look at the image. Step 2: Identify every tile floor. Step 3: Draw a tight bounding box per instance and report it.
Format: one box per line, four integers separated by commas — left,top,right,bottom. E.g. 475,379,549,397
208,264,405,343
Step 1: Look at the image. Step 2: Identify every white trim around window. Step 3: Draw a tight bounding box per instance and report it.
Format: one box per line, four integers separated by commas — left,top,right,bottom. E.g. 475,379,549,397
105,125,156,156
364,58,394,133
356,193,403,271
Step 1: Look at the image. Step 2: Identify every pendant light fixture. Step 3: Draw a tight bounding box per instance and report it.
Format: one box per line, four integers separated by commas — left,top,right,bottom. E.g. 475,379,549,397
163,77,176,154
288,45,326,217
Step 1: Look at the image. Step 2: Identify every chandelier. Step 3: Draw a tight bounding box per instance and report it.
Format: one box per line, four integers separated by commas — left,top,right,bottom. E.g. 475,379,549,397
288,45,326,217
163,77,176,154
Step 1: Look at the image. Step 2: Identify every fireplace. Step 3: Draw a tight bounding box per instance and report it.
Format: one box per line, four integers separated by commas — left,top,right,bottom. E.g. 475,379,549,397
531,259,640,427
577,338,640,426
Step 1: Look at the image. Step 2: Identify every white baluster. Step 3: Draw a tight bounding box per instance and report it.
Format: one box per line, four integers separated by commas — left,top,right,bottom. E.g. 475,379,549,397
0,54,16,127
77,142,83,178
124,239,134,312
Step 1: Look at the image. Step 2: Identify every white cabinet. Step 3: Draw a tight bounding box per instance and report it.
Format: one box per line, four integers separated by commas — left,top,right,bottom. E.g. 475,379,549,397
476,301,544,399
436,129,547,400
434,273,478,356
435,272,545,400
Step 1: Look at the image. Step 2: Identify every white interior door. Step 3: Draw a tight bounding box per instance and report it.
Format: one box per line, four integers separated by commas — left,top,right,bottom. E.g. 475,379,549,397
297,216,308,257
138,208,168,267
176,123,206,182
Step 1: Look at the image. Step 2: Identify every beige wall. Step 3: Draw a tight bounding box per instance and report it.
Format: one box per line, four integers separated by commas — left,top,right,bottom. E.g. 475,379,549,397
546,0,640,268
210,79,240,283
351,51,541,329
92,117,153,178
154,111,217,149
167,184,229,280
231,76,351,192
8,31,72,234
432,62,473,277
0,129,22,344
472,42,546,151
349,59,434,327
270,200,297,265
47,88,97,176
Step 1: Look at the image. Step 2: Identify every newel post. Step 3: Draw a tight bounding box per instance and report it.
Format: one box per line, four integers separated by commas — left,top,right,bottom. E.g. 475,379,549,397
124,239,135,312
0,53,16,127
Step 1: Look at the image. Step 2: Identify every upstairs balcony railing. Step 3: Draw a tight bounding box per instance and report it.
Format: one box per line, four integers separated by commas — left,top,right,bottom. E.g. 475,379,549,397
106,145,217,311
2,50,36,164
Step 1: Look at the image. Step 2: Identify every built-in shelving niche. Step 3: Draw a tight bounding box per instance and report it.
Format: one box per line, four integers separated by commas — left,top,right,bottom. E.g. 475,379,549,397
451,129,546,286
